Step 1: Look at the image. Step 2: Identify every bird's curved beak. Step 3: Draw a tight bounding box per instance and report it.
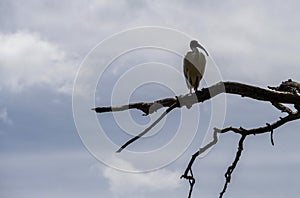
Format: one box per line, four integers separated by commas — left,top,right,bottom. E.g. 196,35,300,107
197,43,209,56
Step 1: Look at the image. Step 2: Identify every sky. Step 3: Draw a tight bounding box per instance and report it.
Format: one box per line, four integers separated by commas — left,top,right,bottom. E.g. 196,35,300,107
1,0,300,197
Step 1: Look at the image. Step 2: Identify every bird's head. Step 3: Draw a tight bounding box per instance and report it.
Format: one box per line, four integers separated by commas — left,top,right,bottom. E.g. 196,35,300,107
190,40,209,56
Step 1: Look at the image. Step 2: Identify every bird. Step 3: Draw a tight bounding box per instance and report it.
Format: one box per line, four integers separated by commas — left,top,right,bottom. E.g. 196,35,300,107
183,40,209,93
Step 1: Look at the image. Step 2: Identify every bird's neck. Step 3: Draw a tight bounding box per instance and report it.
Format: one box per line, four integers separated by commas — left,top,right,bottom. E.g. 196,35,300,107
191,47,199,53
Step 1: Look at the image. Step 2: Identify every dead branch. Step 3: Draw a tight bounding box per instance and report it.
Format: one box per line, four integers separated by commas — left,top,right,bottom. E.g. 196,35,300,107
180,128,219,198
93,81,300,116
92,79,300,198
180,109,300,197
219,134,246,198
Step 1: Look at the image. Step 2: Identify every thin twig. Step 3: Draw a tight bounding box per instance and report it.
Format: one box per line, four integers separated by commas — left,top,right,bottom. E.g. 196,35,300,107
187,169,195,198
181,128,219,198
266,123,275,146
116,100,179,153
219,134,247,198
217,112,300,136
181,128,219,179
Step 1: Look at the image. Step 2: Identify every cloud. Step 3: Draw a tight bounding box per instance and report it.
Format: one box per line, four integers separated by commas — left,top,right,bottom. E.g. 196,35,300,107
102,157,180,197
0,31,76,93
3,0,299,89
1,1,300,197
0,107,13,126
193,1,300,85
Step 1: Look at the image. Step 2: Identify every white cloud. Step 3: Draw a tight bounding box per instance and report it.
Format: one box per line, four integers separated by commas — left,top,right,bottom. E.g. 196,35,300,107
0,107,13,125
102,157,180,197
1,1,300,197
0,31,76,93
3,0,299,88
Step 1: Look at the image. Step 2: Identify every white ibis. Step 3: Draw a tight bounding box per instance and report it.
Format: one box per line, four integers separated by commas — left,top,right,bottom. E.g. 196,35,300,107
183,40,209,93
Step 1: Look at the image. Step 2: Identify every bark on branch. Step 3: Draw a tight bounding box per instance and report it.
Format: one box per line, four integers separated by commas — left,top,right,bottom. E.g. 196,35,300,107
93,81,300,115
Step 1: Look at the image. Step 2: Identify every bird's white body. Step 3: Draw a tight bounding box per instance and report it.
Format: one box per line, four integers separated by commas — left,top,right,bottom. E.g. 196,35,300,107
183,48,206,93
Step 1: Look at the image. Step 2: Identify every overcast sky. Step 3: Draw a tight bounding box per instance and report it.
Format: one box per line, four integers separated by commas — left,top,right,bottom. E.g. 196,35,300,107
1,0,300,197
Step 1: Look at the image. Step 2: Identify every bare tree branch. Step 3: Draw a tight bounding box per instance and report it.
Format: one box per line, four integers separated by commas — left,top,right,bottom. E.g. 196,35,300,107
215,112,300,136
181,128,219,198
219,134,247,198
271,102,294,114
93,81,300,115
180,109,300,197
92,79,300,198
268,79,300,94
92,98,176,115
